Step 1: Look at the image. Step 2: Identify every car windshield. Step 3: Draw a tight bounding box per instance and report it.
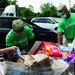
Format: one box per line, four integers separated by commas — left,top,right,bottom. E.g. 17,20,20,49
52,18,61,23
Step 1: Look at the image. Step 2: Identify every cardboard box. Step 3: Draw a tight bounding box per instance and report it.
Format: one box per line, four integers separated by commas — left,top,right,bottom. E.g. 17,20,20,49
17,54,53,75
17,54,53,67
59,45,74,62
59,45,74,57
5,58,69,75
27,41,62,57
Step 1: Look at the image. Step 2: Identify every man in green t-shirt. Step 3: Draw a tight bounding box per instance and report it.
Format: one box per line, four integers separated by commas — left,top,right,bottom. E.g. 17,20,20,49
6,19,34,61
57,4,75,46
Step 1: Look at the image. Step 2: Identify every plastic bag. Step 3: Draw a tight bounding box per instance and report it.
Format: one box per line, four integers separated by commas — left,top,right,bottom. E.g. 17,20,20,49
69,57,75,70
68,38,75,50
0,61,7,75
5,61,27,75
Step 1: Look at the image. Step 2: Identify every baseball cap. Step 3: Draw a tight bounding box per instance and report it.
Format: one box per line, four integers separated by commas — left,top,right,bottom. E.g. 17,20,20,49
57,4,66,15
12,19,24,36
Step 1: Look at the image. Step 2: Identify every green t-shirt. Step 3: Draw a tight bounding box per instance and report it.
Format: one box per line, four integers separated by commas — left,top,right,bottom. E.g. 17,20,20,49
57,13,75,39
6,26,34,49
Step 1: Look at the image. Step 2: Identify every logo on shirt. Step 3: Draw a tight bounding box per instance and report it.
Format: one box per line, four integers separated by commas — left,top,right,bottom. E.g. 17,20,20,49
65,22,75,29
14,38,27,44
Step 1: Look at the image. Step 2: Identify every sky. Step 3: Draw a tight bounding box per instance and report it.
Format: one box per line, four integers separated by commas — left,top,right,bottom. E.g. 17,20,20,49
14,0,75,13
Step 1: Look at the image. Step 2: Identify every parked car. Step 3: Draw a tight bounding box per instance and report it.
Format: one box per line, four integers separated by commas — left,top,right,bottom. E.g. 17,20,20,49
31,17,61,31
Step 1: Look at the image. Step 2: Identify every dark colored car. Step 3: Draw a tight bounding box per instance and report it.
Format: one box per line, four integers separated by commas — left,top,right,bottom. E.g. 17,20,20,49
0,16,57,49
0,16,58,59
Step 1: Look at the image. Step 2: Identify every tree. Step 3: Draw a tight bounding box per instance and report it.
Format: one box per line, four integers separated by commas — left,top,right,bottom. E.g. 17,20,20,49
39,3,58,17
24,8,34,18
8,0,17,5
50,10,58,17
42,9,51,17
40,3,52,12
70,4,75,13
18,7,26,17
29,5,34,12
18,7,34,18
50,5,57,12
0,0,9,8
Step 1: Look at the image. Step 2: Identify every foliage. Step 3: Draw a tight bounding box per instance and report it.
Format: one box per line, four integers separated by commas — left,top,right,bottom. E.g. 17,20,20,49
0,0,9,8
0,0,63,18
18,7,26,17
18,7,35,18
70,4,75,13
1,0,75,18
18,2,60,18
50,5,57,12
50,10,58,17
24,8,31,17
41,9,50,17
29,5,34,12
40,3,51,12
8,0,17,5
39,3,58,17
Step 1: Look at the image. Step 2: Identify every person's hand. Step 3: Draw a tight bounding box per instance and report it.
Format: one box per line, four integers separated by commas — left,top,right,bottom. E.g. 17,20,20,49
10,46,18,51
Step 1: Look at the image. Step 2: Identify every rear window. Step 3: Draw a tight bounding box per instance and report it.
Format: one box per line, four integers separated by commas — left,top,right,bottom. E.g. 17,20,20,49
0,19,12,28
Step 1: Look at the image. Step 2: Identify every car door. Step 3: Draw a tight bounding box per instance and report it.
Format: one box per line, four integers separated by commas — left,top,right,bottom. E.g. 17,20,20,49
32,25,57,42
33,18,47,29
45,19,55,31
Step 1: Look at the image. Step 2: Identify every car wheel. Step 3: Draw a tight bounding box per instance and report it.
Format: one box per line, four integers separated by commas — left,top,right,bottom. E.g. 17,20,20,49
54,27,58,31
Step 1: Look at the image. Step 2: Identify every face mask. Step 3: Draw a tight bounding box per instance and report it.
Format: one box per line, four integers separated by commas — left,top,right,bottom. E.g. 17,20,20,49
61,13,67,18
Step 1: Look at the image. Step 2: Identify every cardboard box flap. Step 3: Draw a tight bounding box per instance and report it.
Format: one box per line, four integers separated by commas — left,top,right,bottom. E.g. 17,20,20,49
27,41,42,55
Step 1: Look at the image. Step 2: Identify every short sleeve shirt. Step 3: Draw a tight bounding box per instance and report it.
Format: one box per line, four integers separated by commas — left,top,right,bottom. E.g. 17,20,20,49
6,26,34,49
57,13,75,39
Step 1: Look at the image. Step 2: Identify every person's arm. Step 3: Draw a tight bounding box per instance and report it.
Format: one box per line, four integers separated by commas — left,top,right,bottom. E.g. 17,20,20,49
24,37,34,54
57,32,63,45
0,46,17,55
